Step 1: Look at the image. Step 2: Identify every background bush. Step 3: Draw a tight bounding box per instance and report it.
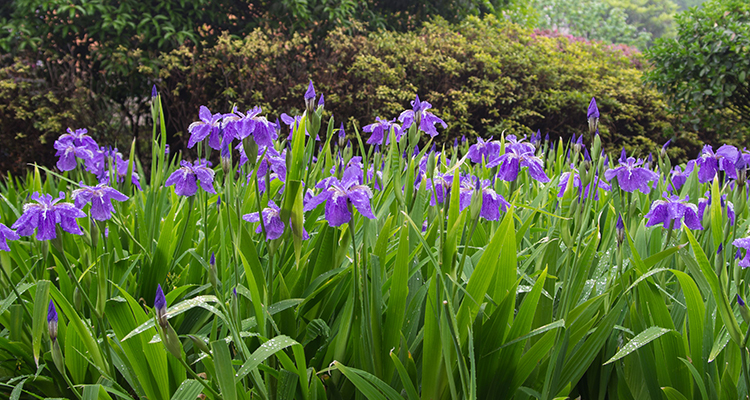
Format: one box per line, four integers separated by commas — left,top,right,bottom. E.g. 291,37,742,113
156,16,696,162
1,12,707,176
645,0,750,147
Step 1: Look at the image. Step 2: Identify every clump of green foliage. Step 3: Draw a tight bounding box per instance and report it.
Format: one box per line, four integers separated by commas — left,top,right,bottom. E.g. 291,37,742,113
0,57,94,174
645,0,750,145
157,16,694,162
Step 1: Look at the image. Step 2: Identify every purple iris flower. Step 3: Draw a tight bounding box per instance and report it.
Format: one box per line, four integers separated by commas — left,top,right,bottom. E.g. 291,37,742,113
458,176,510,221
0,223,19,251
58,128,98,150
303,166,376,227
12,192,86,240
733,237,750,268
616,214,625,246
72,182,128,221
603,155,659,194
697,192,735,226
467,137,501,164
367,167,383,191
54,139,95,171
670,161,695,191
398,95,447,138
188,106,223,150
736,148,750,171
696,144,740,183
488,146,550,183
242,200,309,241
110,152,142,190
225,106,279,148
165,160,216,196
338,123,346,145
426,172,453,206
644,192,702,230
364,117,403,145
661,139,672,157
557,170,611,201
504,135,535,154
242,146,286,192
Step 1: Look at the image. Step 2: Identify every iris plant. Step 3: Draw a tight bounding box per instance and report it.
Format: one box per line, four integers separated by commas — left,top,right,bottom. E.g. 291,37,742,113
166,160,217,196
489,145,549,183
604,151,659,193
696,144,740,183
398,95,446,138
188,106,223,150
458,176,510,221
242,200,309,241
303,166,375,227
364,117,403,145
12,192,86,240
0,223,19,251
72,182,129,221
644,192,702,230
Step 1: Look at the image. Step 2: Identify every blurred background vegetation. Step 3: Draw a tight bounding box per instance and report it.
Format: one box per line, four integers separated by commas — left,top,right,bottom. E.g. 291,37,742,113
3,0,746,176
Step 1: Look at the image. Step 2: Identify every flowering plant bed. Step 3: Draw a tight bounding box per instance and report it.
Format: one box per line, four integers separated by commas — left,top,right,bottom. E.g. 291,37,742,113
0,84,749,399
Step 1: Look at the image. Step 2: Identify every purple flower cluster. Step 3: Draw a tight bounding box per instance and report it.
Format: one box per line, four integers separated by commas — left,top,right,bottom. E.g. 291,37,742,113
304,166,375,227
604,150,659,193
12,192,86,240
166,160,217,197
644,193,702,230
242,200,309,241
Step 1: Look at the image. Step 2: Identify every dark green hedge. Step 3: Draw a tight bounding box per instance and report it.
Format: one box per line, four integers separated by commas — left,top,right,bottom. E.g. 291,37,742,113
156,16,697,161
1,16,701,175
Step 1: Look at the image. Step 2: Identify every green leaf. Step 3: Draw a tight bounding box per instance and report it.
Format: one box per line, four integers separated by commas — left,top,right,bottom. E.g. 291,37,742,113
604,326,673,365
211,340,237,400
684,229,742,346
456,208,515,340
234,335,300,382
170,380,203,400
32,280,50,367
661,387,689,400
331,361,403,400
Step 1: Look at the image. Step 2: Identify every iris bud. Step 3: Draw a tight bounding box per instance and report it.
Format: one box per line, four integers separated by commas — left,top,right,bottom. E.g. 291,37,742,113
154,284,168,329
616,214,625,247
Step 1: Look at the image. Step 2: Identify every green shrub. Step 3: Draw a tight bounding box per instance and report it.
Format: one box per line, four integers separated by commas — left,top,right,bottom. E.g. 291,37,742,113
0,56,94,175
156,16,696,161
645,0,750,146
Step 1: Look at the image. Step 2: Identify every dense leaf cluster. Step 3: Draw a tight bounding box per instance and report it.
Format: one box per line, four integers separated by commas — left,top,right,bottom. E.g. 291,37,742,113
156,17,695,164
645,0,750,144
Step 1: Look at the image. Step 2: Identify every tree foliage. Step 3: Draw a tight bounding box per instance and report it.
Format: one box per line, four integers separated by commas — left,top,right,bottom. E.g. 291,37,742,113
645,0,750,142
605,0,678,40
529,0,652,48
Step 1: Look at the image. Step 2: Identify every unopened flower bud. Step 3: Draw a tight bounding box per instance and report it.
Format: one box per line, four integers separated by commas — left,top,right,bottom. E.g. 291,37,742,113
304,80,316,115
243,136,259,170
616,214,625,247
188,335,211,355
739,295,750,324
661,139,671,159
154,284,168,328
163,323,183,360
338,123,346,148
587,97,599,136
209,254,219,290
47,300,58,342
